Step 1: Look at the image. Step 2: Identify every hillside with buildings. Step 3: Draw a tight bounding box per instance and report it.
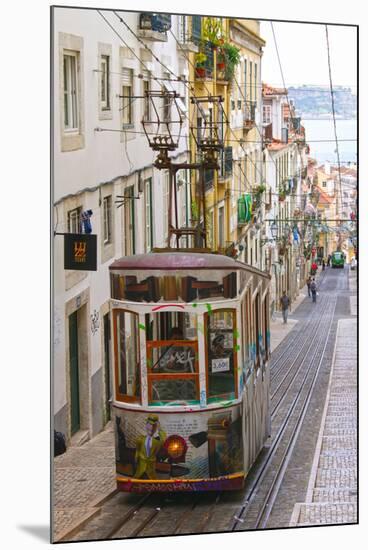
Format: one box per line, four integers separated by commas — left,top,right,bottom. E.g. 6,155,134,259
288,86,357,119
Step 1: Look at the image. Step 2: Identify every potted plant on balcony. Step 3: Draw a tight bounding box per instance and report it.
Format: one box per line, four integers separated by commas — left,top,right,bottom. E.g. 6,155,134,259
195,52,207,78
278,188,286,202
219,42,241,80
202,18,224,49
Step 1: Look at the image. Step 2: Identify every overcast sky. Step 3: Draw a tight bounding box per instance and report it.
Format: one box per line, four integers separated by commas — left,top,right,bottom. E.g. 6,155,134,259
260,21,357,91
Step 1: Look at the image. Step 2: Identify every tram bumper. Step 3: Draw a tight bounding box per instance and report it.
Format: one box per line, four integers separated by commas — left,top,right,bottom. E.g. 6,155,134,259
116,473,245,493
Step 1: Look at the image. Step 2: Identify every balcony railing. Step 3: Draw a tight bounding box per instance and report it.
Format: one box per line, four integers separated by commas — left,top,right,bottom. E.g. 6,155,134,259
138,13,171,41
243,101,256,131
178,15,201,49
204,168,214,191
195,41,214,80
218,146,233,180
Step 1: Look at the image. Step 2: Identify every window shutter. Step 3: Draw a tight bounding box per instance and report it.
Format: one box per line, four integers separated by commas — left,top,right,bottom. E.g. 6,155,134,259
121,68,132,86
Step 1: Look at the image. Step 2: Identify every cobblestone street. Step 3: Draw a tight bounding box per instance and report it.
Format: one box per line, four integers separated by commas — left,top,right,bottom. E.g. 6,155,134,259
52,267,357,541
290,315,357,526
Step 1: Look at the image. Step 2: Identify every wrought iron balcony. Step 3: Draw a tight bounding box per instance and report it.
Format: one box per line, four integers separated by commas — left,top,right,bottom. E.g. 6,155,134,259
138,13,171,41
177,15,201,52
218,146,233,181
243,101,256,131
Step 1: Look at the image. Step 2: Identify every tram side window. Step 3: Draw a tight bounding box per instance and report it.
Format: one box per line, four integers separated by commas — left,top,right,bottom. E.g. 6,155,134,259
114,310,140,402
146,312,199,404
206,310,237,402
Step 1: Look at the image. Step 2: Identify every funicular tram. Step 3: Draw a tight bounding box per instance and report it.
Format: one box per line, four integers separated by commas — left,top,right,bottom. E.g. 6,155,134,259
108,89,271,492
109,252,271,492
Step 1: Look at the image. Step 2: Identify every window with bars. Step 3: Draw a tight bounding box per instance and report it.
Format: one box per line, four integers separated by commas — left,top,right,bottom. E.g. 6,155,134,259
68,207,82,234
63,52,79,131
103,196,112,244
143,79,151,120
101,55,110,110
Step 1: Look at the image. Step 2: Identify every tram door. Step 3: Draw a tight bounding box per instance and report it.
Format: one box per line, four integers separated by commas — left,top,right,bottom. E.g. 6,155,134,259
103,313,112,422
69,311,80,435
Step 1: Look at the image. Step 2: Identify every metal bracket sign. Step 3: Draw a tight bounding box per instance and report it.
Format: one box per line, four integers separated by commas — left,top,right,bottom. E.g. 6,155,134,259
63,233,97,271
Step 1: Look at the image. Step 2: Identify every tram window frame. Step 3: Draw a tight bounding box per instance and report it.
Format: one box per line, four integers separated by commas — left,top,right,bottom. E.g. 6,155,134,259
113,309,141,403
145,311,200,405
204,308,238,403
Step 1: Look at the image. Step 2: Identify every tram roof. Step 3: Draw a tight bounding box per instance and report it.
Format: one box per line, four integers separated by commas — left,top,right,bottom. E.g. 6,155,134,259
109,252,270,279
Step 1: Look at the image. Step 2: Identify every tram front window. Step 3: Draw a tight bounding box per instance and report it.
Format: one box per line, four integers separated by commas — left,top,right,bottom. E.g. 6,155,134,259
146,312,199,404
206,310,237,402
114,310,140,402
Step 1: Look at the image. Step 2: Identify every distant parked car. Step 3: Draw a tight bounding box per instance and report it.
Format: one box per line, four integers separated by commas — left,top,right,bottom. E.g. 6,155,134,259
351,257,357,270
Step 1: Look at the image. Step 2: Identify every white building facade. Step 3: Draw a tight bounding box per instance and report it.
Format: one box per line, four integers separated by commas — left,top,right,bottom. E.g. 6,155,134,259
53,8,191,442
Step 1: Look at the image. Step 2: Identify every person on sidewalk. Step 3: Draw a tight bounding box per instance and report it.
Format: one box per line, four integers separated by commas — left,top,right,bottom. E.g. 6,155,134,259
280,291,291,324
310,278,317,303
306,276,312,297
322,259,326,271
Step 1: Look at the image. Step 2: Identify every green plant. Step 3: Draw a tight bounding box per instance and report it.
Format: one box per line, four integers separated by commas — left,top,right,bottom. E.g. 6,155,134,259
222,42,241,66
217,42,241,79
255,183,266,195
195,52,207,67
202,18,224,46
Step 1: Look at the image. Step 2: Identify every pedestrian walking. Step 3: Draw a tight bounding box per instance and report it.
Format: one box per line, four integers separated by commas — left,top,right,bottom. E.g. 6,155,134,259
306,276,312,297
322,259,326,271
310,278,317,303
280,291,291,323
327,254,331,267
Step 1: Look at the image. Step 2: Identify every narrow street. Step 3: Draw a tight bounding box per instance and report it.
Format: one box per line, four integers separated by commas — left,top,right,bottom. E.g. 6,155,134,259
53,266,357,542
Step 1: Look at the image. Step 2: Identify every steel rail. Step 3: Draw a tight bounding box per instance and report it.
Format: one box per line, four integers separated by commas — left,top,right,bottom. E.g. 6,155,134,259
231,296,336,530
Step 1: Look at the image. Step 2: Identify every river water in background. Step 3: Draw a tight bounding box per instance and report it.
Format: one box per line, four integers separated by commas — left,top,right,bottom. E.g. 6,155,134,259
302,118,357,165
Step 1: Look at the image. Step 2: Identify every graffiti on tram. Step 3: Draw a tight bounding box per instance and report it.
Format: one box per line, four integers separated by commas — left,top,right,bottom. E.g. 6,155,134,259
114,406,244,481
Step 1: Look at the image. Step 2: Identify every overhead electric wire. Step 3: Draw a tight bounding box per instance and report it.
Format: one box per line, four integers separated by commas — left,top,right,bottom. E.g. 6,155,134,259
325,25,344,219
97,10,354,238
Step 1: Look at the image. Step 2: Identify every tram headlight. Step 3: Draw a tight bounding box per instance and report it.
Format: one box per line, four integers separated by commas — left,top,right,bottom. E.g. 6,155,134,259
164,435,187,462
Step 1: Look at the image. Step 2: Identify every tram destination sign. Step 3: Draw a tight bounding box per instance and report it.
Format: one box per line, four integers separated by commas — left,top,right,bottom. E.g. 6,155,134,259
64,233,97,271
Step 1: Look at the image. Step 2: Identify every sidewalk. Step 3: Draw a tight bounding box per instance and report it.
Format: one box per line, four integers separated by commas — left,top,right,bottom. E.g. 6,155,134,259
53,423,116,542
289,318,357,526
270,289,306,352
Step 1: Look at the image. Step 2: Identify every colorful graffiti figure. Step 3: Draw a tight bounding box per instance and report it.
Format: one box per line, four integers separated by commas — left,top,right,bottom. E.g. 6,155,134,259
134,414,167,479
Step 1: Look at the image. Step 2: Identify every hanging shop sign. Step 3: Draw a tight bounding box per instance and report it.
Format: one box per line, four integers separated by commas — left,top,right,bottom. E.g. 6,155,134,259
64,233,97,271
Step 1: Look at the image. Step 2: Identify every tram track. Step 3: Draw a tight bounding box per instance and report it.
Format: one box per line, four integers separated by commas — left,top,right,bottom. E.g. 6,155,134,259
231,295,337,531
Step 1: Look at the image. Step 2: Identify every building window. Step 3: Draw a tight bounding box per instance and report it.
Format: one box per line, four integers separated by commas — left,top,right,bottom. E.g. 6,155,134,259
254,63,257,108
122,69,133,127
244,59,247,101
103,196,112,244
237,99,242,110
68,207,82,233
322,181,327,187
100,55,110,110
162,81,172,122
163,171,170,241
145,178,153,252
218,206,224,248
263,104,272,124
63,52,79,131
143,79,151,120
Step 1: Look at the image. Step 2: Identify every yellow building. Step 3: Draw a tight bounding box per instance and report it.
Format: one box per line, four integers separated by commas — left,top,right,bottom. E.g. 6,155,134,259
185,16,264,256
227,20,266,266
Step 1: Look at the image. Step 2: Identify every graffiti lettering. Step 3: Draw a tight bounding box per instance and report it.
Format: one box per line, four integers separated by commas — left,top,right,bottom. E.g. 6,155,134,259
90,310,100,334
